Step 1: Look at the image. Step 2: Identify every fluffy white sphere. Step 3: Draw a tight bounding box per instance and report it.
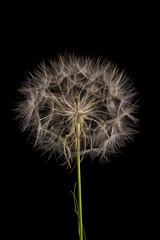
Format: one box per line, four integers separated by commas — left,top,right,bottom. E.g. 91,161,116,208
16,55,138,166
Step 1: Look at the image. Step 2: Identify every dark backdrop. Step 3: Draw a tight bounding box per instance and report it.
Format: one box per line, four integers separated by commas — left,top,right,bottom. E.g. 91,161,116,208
4,2,156,239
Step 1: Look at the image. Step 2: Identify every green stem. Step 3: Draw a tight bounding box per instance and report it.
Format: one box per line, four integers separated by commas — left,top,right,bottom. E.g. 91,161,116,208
76,121,83,240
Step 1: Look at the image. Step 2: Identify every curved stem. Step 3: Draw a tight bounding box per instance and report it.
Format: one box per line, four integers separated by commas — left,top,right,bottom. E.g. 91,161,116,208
76,121,83,240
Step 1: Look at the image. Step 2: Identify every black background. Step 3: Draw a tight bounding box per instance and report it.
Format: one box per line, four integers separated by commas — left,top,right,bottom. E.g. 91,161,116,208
4,2,157,239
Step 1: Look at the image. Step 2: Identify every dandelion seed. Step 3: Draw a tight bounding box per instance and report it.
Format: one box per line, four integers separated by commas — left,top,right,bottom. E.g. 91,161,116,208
16,54,138,166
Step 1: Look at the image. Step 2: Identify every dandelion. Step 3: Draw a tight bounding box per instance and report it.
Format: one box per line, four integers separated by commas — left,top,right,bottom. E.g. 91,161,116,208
16,54,138,240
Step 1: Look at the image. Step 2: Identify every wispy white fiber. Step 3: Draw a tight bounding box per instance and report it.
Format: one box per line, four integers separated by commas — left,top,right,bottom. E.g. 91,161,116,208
16,54,138,164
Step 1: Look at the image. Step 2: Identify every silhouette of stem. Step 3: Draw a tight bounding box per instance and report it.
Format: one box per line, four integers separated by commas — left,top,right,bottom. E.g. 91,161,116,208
76,121,83,240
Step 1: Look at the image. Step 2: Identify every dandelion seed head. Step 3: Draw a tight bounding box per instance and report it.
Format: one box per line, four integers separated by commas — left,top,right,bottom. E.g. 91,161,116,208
16,54,138,165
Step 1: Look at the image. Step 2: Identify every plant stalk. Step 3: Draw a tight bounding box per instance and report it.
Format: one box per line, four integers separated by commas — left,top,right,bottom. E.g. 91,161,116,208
76,121,83,240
